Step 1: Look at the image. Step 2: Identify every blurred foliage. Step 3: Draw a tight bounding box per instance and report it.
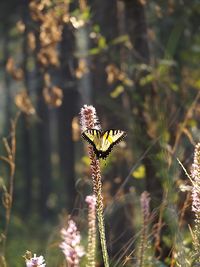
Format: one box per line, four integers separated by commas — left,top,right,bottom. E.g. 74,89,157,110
0,0,200,266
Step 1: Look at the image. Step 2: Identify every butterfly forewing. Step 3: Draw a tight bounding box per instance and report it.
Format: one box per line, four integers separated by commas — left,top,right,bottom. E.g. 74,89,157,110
82,129,102,155
100,130,126,158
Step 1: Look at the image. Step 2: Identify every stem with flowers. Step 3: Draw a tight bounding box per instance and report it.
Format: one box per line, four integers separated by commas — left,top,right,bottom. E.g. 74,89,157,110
85,195,96,267
80,105,109,267
190,143,200,263
138,191,151,267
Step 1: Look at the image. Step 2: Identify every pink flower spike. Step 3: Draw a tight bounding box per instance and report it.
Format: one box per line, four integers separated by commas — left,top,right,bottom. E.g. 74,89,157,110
191,143,200,216
85,195,96,209
80,105,100,132
60,219,85,267
85,195,96,267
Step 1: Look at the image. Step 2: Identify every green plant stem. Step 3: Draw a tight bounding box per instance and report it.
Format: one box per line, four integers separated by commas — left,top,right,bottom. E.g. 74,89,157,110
91,155,109,267
138,226,146,267
88,150,109,266
96,192,109,267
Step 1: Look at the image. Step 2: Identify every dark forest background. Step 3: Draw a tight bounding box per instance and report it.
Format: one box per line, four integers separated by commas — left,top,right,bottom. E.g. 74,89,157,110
0,0,200,266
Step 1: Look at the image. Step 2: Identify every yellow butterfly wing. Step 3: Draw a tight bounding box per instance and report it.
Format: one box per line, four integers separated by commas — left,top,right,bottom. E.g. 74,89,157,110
100,130,126,158
81,129,102,156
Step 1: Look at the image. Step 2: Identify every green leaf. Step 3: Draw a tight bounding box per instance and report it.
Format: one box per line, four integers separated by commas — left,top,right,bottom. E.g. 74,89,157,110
89,47,101,55
132,165,146,179
139,74,154,86
187,119,197,127
110,35,129,45
82,156,90,166
93,24,100,33
170,83,179,91
194,79,200,89
162,130,170,143
110,85,124,98
81,8,91,21
98,36,107,49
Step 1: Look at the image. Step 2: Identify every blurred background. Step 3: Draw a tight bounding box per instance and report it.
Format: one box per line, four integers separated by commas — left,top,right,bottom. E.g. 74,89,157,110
0,0,200,266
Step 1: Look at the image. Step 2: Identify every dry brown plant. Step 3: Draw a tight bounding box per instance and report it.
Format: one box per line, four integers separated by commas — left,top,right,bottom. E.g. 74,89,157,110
0,113,20,266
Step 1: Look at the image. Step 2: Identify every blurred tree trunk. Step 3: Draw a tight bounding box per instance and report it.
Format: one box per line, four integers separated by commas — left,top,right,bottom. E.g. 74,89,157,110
21,0,33,216
124,0,162,201
57,25,78,212
35,38,52,218
90,0,135,263
124,0,150,62
3,24,12,134
75,26,92,104
36,80,52,217
90,0,119,107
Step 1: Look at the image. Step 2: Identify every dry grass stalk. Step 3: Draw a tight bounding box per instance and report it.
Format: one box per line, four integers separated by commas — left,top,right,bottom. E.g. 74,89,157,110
0,112,20,265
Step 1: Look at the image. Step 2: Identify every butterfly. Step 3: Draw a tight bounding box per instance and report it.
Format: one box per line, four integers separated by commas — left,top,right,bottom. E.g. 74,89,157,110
82,129,126,159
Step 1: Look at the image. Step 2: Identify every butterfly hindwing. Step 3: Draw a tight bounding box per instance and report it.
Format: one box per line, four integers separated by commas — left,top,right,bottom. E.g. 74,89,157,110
82,129,126,159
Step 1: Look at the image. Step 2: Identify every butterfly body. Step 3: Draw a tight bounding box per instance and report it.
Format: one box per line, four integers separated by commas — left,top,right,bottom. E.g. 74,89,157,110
82,129,126,159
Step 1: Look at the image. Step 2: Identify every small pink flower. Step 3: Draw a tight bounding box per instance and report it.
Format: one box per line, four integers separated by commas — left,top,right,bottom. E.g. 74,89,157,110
60,219,85,267
25,254,46,267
